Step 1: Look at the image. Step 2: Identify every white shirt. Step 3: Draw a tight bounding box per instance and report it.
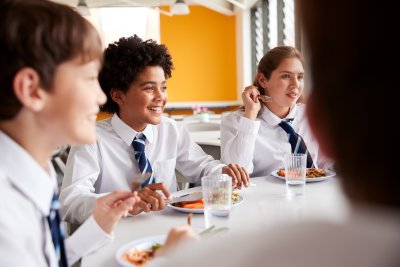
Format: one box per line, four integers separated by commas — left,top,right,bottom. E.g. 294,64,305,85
220,103,332,177
0,131,112,267
150,206,400,267
60,114,225,224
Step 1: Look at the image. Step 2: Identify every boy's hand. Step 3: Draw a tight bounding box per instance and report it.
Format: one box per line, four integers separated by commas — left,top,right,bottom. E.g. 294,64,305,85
129,183,170,215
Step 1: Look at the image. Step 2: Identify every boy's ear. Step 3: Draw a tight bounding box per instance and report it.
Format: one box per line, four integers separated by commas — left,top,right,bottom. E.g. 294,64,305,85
12,67,47,111
110,88,124,105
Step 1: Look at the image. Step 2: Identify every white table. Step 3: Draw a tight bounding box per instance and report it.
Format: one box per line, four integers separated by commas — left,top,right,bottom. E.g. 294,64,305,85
171,114,222,122
188,130,220,146
81,175,349,267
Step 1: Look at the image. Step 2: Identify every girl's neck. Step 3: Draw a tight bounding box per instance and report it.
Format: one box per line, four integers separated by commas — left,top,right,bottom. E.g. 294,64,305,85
264,102,290,119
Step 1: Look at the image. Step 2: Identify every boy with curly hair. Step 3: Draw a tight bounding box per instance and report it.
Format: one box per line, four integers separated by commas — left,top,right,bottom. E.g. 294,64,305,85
60,35,249,224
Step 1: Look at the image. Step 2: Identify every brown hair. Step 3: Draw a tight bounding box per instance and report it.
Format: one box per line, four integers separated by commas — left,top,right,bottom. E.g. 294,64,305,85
240,45,304,112
254,45,304,95
0,0,103,120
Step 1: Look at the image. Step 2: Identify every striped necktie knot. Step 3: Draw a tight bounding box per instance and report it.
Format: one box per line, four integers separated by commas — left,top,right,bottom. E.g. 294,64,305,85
279,120,314,168
132,134,155,186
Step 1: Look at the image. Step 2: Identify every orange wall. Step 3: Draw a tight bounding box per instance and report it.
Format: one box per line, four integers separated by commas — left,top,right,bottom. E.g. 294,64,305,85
160,6,237,102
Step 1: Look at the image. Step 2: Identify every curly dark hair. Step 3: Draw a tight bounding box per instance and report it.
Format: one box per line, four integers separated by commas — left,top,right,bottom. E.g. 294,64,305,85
99,35,174,114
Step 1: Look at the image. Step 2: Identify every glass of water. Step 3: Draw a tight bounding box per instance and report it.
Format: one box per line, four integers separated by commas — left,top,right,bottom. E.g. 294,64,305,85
284,153,307,198
201,174,232,229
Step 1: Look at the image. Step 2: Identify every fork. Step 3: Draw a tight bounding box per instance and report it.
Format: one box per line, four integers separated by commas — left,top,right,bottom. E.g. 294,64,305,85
198,225,229,237
130,172,152,192
258,95,272,102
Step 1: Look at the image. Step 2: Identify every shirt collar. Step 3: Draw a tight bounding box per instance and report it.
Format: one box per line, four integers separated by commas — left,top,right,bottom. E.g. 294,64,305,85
259,104,299,126
0,131,54,216
110,113,154,146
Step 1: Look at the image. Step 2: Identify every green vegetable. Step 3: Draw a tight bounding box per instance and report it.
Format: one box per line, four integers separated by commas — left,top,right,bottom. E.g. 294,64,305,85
151,243,163,251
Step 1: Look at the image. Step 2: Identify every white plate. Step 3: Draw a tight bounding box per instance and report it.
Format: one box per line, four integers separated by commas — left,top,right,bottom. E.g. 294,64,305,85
167,186,244,214
271,169,336,182
115,235,166,267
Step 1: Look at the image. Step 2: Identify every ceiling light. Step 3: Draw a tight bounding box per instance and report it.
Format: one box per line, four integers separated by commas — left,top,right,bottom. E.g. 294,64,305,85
77,0,90,16
171,0,190,15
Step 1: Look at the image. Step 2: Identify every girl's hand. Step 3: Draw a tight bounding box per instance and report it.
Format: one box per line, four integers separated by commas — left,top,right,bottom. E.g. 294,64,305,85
242,85,261,120
222,163,249,189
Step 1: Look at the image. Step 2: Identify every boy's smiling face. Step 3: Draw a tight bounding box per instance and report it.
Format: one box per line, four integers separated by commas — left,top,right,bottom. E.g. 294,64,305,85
113,66,167,132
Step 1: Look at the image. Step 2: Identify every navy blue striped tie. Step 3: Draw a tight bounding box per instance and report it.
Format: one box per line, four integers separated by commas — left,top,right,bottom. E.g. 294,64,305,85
132,135,154,187
48,193,68,267
279,120,314,168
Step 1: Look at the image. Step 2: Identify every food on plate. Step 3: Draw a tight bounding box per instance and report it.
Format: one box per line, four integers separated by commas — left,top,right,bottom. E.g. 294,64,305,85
172,198,204,209
232,190,240,204
306,167,327,177
172,191,241,209
277,169,286,177
277,168,327,178
122,243,162,266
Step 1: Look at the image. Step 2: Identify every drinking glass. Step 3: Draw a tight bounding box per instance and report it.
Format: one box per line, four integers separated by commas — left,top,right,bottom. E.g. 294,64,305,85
201,174,232,229
284,153,307,198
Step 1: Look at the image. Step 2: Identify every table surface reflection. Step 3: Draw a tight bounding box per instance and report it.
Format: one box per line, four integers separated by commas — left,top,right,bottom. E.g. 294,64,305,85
81,175,349,267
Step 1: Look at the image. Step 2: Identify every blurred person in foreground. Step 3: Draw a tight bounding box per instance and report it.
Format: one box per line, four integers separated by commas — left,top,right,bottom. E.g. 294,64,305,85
146,1,400,266
0,1,139,266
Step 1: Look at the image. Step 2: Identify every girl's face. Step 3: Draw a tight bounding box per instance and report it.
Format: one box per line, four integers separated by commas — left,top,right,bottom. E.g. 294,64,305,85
42,57,106,146
263,57,304,118
115,66,167,132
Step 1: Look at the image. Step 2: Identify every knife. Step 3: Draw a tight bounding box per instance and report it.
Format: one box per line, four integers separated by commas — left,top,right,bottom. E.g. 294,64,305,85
166,191,203,205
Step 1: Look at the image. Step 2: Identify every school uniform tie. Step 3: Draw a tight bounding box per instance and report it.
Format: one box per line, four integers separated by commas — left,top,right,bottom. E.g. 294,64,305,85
47,193,68,267
279,120,314,168
132,134,155,187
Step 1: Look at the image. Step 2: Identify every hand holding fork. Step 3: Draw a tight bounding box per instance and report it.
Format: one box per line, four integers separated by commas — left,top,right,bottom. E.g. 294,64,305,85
129,172,170,215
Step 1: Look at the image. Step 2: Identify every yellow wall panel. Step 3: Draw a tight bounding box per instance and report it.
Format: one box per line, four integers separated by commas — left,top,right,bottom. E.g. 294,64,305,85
160,6,237,102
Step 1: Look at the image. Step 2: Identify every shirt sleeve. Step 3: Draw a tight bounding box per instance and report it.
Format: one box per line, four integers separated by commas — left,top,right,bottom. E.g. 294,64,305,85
59,144,105,224
175,124,225,185
220,112,260,175
65,215,113,266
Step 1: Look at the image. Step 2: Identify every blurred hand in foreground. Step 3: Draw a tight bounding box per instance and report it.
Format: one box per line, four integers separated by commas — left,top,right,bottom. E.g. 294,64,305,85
155,225,200,257
93,191,140,234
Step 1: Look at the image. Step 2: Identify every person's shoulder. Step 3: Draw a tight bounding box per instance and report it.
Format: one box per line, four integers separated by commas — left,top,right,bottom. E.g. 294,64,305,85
0,171,10,189
292,103,308,121
0,168,17,193
95,117,116,137
149,116,180,141
0,173,26,206
96,117,112,130
161,115,176,124
156,116,179,130
295,102,307,112
222,109,244,122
